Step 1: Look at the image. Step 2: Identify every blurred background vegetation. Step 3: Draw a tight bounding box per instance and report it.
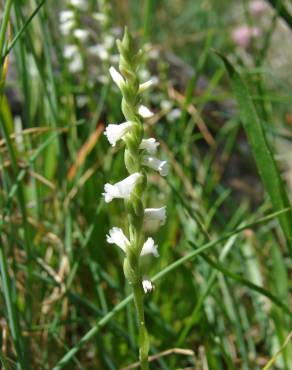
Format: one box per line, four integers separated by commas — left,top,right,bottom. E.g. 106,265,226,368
0,0,292,369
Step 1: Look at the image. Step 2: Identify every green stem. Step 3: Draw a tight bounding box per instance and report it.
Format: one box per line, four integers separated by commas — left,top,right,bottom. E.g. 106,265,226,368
133,283,149,370
0,0,13,58
0,242,29,370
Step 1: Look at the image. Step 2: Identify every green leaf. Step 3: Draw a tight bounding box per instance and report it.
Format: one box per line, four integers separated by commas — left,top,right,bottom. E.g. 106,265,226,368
216,52,292,255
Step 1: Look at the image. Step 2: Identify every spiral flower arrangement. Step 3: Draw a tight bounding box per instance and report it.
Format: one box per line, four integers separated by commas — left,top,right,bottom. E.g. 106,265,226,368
103,28,168,369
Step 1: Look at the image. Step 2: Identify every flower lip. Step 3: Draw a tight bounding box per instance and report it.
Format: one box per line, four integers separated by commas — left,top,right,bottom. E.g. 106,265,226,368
144,206,166,225
142,279,154,294
142,156,169,177
138,105,154,118
139,138,159,155
141,237,159,257
104,121,133,146
106,227,130,253
103,172,141,203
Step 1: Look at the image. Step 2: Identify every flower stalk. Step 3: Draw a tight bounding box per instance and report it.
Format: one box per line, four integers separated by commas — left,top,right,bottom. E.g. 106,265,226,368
103,28,167,369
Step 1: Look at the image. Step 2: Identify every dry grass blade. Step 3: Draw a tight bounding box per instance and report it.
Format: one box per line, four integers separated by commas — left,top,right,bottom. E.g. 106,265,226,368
120,348,195,370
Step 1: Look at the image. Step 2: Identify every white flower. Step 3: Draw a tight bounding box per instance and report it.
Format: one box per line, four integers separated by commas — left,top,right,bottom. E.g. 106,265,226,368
92,12,107,24
139,69,150,81
160,100,172,111
149,49,159,59
60,19,75,35
68,54,83,73
144,207,166,225
167,108,181,122
142,156,168,176
142,279,154,294
104,121,133,146
89,44,109,61
138,78,155,94
106,227,130,253
69,0,88,11
141,238,159,257
74,29,89,41
139,138,159,155
59,10,74,23
106,228,158,258
103,173,141,203
110,54,120,64
63,45,78,59
76,95,89,108
138,105,154,118
104,35,115,49
109,66,125,90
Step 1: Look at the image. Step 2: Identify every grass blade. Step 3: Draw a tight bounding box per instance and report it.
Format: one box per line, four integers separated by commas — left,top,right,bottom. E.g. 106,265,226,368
0,0,13,58
216,52,292,255
200,254,291,317
2,0,47,61
266,0,292,29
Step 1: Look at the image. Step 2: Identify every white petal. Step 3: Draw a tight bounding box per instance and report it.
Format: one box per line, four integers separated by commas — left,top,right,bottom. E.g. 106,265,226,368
103,173,141,203
104,35,115,49
167,108,181,122
63,45,78,59
74,29,89,41
141,238,159,257
59,10,74,23
142,156,168,176
92,12,107,24
109,66,125,89
89,44,109,61
103,184,119,203
138,105,154,118
104,121,132,146
142,279,154,294
68,54,83,73
70,0,88,11
139,138,159,155
106,227,130,253
144,207,166,225
160,100,172,111
138,79,154,94
60,20,75,35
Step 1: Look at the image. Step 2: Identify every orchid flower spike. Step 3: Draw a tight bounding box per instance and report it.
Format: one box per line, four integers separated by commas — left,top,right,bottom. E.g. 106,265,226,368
144,207,166,225
109,66,125,90
103,173,141,203
142,156,169,176
139,138,160,155
104,121,133,146
142,279,154,294
138,105,154,118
